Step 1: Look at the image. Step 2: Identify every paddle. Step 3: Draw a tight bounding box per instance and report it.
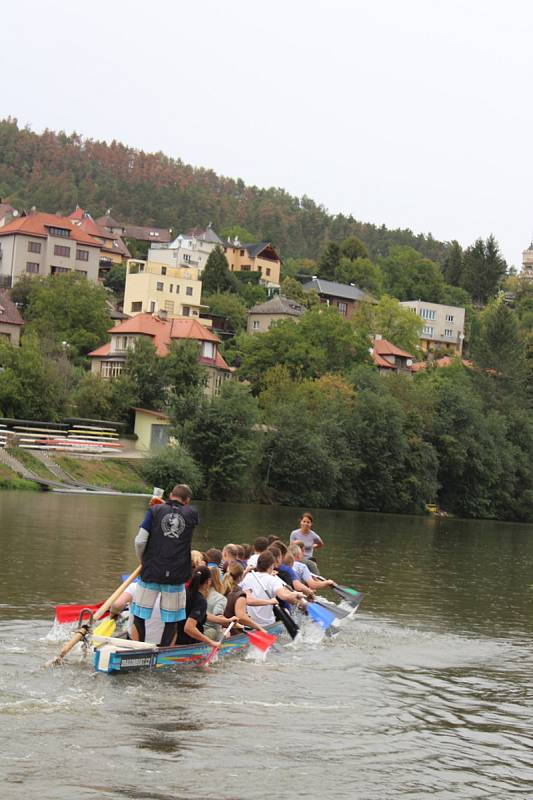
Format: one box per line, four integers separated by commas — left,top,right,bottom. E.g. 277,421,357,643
204,621,235,667
313,597,350,619
45,566,142,667
305,601,336,629
55,602,106,624
92,617,117,642
251,571,300,640
246,629,277,653
310,572,365,607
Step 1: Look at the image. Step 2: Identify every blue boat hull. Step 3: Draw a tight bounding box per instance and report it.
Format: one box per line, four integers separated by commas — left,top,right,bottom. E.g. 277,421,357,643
94,622,285,674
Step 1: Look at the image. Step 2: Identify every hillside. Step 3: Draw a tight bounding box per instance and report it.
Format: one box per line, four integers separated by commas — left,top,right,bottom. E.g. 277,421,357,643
0,118,446,262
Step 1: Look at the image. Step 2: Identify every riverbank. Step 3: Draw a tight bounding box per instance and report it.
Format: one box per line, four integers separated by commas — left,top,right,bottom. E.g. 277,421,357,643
0,447,150,493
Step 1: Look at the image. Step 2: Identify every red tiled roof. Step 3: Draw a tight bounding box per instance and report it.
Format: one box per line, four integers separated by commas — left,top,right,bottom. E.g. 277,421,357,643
0,212,101,248
68,210,131,258
89,313,220,358
411,356,472,372
372,351,396,369
69,207,85,221
372,338,414,359
0,290,24,326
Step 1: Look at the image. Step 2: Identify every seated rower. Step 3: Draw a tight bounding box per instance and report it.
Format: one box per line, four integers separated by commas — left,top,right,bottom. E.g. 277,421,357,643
204,565,228,640
288,543,336,592
240,551,306,628
221,543,239,574
246,536,269,570
223,561,278,634
205,547,223,572
279,551,315,600
176,566,237,647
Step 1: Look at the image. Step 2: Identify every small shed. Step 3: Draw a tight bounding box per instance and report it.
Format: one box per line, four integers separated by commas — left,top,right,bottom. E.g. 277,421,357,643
133,408,171,452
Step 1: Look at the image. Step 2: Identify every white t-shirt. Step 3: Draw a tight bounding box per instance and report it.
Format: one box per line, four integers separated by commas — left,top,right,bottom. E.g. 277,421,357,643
126,581,165,644
240,571,284,626
247,553,259,569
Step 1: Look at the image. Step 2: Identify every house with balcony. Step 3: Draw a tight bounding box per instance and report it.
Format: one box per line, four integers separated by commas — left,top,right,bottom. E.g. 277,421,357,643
88,312,232,397
0,212,101,287
399,300,465,355
148,227,223,274
302,277,376,317
123,258,206,321
224,240,281,288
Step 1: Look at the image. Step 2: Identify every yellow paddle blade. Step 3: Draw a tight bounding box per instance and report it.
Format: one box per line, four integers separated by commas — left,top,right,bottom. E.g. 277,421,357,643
92,617,116,645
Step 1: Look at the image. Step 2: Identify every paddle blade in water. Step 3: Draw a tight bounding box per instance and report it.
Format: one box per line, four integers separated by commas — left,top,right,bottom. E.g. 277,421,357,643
333,585,364,606
314,598,350,619
307,602,336,629
54,603,106,624
246,630,277,652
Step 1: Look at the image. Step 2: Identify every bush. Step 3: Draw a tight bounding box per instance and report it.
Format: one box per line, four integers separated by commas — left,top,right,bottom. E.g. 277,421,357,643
140,445,203,497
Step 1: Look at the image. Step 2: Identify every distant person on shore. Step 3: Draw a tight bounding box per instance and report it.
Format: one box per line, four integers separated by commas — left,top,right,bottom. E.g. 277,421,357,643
289,513,323,572
132,483,198,646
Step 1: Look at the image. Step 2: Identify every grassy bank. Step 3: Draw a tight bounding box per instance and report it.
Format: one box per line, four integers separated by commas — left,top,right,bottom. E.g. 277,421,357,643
54,455,150,493
0,460,39,490
6,447,59,482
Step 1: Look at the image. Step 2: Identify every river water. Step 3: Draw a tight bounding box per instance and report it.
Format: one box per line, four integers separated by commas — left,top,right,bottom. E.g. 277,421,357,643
0,491,532,800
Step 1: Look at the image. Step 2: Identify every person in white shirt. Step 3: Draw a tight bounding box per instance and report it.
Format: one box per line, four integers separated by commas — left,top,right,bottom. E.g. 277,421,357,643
110,580,164,644
245,536,269,571
240,550,305,627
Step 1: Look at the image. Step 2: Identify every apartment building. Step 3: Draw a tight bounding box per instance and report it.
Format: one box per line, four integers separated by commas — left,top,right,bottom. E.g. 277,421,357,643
0,212,101,286
148,227,223,273
123,259,205,320
400,299,465,354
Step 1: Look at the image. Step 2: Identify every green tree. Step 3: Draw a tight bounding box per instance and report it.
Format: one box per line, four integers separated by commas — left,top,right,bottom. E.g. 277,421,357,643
202,292,248,333
379,246,445,302
335,257,382,295
187,382,259,500
461,235,507,305
219,225,258,244
281,257,316,281
442,240,464,286
352,294,423,354
69,372,137,421
317,242,341,280
201,246,238,295
8,274,35,313
104,263,127,299
24,273,110,360
165,339,207,437
141,444,203,497
280,277,306,303
123,338,168,410
340,235,369,261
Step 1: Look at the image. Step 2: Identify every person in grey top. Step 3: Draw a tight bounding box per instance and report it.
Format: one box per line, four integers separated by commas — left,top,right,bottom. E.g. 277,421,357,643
289,512,323,572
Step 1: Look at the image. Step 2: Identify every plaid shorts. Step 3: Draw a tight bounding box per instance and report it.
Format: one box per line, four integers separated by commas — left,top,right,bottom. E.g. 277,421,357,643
130,580,186,623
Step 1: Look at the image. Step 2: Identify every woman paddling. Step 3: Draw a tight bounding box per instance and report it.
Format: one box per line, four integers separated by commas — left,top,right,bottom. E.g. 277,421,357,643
176,566,236,647
289,512,323,573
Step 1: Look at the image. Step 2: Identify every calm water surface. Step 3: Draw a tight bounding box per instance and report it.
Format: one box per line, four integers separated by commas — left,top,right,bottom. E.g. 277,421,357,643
0,491,532,800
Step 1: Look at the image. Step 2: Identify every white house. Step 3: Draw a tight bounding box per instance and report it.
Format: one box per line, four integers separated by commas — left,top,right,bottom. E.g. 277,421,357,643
147,227,223,274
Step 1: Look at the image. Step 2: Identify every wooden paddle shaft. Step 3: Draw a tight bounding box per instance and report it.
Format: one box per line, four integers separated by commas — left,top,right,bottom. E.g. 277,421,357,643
50,566,142,665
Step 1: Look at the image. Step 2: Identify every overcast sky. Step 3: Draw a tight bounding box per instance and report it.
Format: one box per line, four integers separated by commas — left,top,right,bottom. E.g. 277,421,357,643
1,0,531,266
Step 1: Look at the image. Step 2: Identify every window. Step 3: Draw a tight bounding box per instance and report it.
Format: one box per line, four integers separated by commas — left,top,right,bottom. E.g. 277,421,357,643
186,286,193,296
26,262,40,274
242,264,251,271
48,226,70,238
115,336,129,351
266,267,271,276
164,300,174,314
150,301,156,313
444,329,453,338
252,320,260,330
175,284,180,294
75,269,87,277
131,301,142,312
161,266,167,275
420,308,436,320
76,249,89,262
54,245,71,257
183,253,192,264
202,341,215,359
51,266,70,275
156,282,164,291
28,241,41,254
240,249,244,256
338,302,347,316
169,284,173,293
445,314,454,322
100,361,124,378
183,306,190,317
422,325,434,336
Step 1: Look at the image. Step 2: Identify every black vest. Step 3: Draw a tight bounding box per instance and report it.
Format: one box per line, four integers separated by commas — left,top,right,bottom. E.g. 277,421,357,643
141,500,199,585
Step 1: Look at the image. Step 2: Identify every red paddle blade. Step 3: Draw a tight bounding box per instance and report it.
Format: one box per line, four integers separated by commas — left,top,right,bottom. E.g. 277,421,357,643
246,630,277,652
54,603,107,624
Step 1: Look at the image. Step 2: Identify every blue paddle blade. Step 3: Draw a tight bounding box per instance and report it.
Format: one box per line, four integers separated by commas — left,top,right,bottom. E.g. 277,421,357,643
307,602,336,629
121,574,139,583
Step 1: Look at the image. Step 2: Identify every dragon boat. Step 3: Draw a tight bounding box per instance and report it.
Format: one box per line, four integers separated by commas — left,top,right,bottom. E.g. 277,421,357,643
93,621,285,674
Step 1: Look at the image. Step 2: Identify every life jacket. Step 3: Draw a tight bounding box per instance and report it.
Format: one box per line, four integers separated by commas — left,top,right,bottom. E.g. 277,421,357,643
140,500,198,585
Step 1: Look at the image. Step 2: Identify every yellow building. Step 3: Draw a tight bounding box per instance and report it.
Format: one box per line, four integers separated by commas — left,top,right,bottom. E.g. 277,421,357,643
224,241,281,288
133,408,171,451
124,259,205,320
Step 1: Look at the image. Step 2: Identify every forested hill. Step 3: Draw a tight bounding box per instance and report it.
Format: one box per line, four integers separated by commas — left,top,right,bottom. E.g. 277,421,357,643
0,118,446,262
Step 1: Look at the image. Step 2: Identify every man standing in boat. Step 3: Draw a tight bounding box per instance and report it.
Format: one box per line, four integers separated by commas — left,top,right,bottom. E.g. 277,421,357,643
132,484,198,646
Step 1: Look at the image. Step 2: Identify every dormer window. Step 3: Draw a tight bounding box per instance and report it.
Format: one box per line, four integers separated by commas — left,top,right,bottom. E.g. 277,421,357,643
202,341,215,360
48,226,70,238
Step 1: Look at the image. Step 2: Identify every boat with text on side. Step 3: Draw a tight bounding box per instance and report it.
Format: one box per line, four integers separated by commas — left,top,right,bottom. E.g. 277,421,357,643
93,621,285,674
